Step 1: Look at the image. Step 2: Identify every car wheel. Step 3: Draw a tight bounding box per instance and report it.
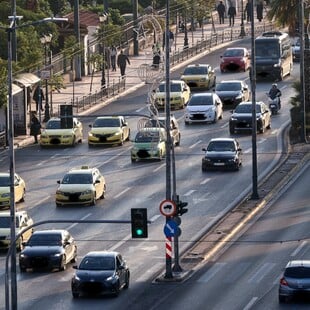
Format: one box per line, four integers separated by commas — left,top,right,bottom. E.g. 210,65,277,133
259,123,265,134
71,136,76,146
56,202,62,207
100,185,106,199
213,113,217,124
278,295,287,303
20,189,25,202
71,248,77,263
267,121,271,129
59,255,66,271
229,125,235,134
113,281,121,297
175,134,181,146
185,121,189,125
131,157,136,163
126,130,131,141
91,195,96,206
124,273,130,289
118,135,124,146
72,292,79,299
202,165,207,172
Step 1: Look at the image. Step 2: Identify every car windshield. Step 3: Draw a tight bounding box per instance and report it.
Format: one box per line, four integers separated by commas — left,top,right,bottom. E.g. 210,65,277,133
284,267,310,278
223,49,244,57
144,119,165,128
158,83,182,92
0,176,9,187
255,42,280,58
235,104,262,113
207,141,236,152
135,131,160,143
79,256,115,271
188,95,213,106
93,118,121,127
216,83,242,91
183,67,208,75
61,173,93,184
28,233,62,246
46,120,61,129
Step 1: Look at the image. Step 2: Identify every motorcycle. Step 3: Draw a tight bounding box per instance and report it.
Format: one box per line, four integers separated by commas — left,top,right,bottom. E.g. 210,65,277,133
266,93,281,115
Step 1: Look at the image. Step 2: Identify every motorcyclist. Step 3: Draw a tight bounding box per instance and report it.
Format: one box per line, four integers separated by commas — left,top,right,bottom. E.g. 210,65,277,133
268,83,281,109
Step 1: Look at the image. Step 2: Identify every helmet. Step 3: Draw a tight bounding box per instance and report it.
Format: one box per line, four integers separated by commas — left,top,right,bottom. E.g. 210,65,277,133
272,83,277,87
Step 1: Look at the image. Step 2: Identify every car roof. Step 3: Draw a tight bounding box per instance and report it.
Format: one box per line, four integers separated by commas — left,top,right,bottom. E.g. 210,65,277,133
68,166,96,174
0,172,10,177
225,47,247,51
47,117,78,122
32,229,68,235
218,80,244,84
95,116,123,120
159,80,184,84
185,64,209,68
84,251,118,258
138,127,166,133
209,138,237,143
237,101,264,106
286,260,310,268
191,93,214,98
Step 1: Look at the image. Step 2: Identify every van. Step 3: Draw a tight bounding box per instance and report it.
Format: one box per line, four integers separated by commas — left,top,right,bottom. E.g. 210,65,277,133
254,31,293,81
0,211,34,250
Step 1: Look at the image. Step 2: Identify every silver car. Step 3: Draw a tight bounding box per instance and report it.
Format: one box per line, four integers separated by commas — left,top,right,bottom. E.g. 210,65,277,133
279,260,310,303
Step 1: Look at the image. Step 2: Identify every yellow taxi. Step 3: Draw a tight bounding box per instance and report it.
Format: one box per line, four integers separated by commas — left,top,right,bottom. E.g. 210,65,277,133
153,80,191,110
181,64,216,90
40,117,83,147
130,128,166,162
55,166,106,207
88,116,130,146
0,173,26,208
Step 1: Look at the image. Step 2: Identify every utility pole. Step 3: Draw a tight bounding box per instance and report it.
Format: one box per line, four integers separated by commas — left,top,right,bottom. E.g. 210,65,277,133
133,0,139,56
74,0,82,81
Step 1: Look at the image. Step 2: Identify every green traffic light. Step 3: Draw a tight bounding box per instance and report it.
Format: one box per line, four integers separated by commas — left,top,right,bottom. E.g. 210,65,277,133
136,228,143,236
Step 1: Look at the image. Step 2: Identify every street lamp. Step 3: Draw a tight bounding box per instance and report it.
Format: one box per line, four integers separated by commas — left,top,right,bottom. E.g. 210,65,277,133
99,14,108,89
184,12,189,49
40,33,52,122
3,16,67,310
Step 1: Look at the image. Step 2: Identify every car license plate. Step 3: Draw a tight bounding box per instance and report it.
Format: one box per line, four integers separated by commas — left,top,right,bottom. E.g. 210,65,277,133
214,163,224,166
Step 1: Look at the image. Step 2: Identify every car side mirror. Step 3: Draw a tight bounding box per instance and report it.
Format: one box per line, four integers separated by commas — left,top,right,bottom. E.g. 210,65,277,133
202,148,207,152
72,265,78,270
57,180,61,184
89,124,92,128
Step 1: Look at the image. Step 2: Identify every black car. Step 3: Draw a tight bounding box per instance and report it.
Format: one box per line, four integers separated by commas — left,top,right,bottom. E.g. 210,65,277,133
214,80,250,107
19,230,77,272
71,251,130,298
229,101,271,134
202,138,242,171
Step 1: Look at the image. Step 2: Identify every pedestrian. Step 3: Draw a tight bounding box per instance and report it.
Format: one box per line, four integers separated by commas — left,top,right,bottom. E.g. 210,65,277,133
217,1,226,24
244,0,252,23
169,30,174,52
256,1,264,22
227,4,237,27
117,50,130,78
110,45,117,71
30,112,41,144
33,86,44,112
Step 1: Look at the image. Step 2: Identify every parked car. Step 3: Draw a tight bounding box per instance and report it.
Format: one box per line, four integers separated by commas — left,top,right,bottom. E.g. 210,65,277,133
184,93,223,125
0,210,33,250
220,47,250,72
55,165,106,207
143,115,181,146
292,38,301,62
19,229,77,272
71,251,130,298
202,138,242,171
229,101,271,134
0,172,25,209
130,128,166,162
214,80,250,107
181,64,216,90
40,117,83,147
153,80,191,110
279,260,310,303
88,116,130,146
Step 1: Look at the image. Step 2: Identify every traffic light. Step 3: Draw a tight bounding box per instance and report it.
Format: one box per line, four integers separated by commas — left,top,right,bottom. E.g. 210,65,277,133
131,208,148,238
177,200,188,216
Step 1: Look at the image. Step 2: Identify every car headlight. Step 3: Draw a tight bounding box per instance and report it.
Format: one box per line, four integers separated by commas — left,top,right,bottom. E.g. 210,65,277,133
174,96,181,100
56,190,66,195
273,61,281,68
235,93,242,99
88,132,94,137
40,133,47,138
81,189,93,195
230,117,238,121
52,253,62,257
204,157,211,162
19,253,27,259
73,275,81,282
1,193,10,198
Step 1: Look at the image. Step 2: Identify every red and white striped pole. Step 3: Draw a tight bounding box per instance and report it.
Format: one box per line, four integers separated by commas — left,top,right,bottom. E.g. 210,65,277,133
165,236,173,278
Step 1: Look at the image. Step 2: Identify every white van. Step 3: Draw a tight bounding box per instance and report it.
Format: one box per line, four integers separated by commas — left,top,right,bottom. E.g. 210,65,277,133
0,211,34,250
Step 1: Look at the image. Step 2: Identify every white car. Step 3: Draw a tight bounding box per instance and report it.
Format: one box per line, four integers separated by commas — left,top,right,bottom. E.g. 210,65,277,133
184,93,223,124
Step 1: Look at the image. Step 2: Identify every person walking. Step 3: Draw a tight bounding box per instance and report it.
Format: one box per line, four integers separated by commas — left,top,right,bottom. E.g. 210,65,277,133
217,1,226,24
110,45,117,71
117,50,130,78
245,0,252,23
33,86,44,112
227,4,237,27
256,1,264,22
30,112,41,144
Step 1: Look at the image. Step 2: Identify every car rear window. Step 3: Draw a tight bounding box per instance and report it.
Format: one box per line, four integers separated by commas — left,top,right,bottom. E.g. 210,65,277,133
93,118,120,127
235,104,262,113
285,267,310,278
188,95,213,106
183,67,208,75
158,84,182,92
223,49,244,57
216,83,242,91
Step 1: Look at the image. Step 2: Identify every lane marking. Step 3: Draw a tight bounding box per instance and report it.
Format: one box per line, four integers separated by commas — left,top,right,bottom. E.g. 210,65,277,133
244,148,252,154
184,189,196,196
243,297,258,310
67,213,92,230
200,178,211,185
291,240,307,257
109,234,131,252
257,138,266,144
247,262,275,283
114,187,131,199
189,140,202,149
150,214,161,222
197,262,226,283
153,163,165,172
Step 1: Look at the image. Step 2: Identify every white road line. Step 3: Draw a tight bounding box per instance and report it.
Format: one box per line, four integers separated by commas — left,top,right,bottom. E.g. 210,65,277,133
243,297,258,310
150,214,161,222
247,263,275,283
220,122,229,128
197,262,226,283
67,213,92,230
136,107,145,113
109,234,131,252
291,240,307,257
184,189,196,196
114,187,131,199
200,178,211,185
33,195,50,206
271,129,278,135
257,138,266,144
135,263,162,282
244,148,252,154
189,140,202,149
153,163,165,172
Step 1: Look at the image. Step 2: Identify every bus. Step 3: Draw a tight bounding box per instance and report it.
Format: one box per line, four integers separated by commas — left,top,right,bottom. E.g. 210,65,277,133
254,31,293,81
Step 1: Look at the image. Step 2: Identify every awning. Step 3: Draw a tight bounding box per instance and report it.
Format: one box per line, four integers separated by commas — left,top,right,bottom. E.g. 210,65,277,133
12,83,23,96
14,73,40,88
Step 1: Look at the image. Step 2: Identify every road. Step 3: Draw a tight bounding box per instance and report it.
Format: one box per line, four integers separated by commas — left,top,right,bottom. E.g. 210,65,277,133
0,38,300,309
140,158,310,310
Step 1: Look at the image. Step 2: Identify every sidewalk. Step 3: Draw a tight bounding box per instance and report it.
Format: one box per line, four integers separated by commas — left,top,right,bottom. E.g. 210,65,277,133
14,16,259,147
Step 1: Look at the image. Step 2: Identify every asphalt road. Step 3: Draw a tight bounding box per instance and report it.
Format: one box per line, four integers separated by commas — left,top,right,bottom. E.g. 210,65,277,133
0,39,301,309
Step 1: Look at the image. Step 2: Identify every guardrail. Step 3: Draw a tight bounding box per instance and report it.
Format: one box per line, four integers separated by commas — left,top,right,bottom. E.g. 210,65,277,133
0,131,6,147
55,21,275,116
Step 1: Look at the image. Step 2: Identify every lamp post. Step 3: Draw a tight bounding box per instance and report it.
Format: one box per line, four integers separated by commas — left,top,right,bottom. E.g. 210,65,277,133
40,34,52,122
184,12,189,49
3,17,67,310
239,0,246,37
99,14,107,89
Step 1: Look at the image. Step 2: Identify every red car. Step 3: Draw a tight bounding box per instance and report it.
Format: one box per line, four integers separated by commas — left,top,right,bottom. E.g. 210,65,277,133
220,47,250,73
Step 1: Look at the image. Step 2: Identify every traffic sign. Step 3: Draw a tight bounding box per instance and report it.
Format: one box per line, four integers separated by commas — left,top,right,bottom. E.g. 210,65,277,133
164,220,180,237
159,199,176,217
